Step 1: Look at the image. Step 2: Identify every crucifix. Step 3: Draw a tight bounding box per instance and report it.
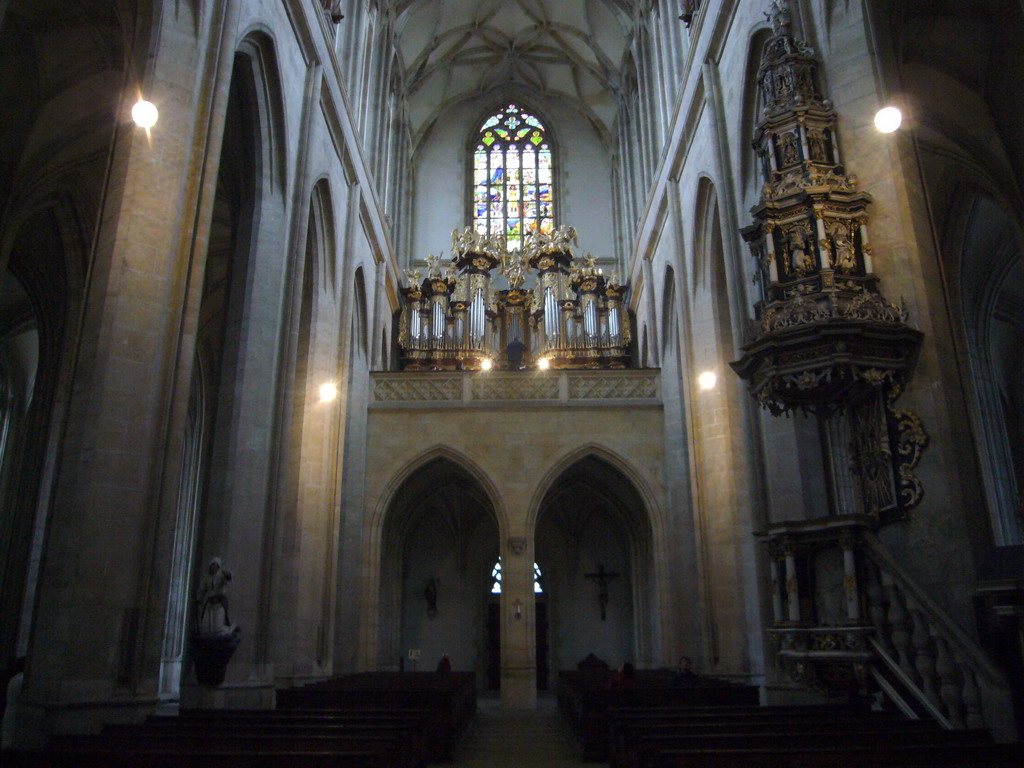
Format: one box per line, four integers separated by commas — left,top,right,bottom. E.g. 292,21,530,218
584,564,621,621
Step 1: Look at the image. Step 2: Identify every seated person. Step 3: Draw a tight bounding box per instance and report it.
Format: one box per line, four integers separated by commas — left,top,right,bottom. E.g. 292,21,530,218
606,662,637,690
672,655,699,687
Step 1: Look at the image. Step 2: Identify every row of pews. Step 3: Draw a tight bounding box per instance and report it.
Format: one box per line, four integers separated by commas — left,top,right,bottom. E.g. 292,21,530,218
557,668,759,761
559,669,1023,767
2,672,475,767
278,671,477,761
605,704,1023,768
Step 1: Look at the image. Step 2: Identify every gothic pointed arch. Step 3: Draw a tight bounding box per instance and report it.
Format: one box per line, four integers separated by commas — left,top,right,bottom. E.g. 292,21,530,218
530,445,660,670
235,29,289,196
354,266,369,361
373,448,504,673
372,444,507,535
661,263,677,357
738,25,774,209
527,443,661,532
311,177,338,293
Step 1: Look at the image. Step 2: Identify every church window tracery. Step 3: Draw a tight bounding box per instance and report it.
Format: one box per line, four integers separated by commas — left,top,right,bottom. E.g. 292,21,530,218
472,104,554,253
490,559,544,594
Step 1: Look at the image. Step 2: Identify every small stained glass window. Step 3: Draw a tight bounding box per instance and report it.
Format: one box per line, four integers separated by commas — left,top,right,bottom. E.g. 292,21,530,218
472,104,554,252
490,558,544,594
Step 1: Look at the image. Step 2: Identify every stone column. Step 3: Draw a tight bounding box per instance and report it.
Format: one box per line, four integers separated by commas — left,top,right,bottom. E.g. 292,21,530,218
19,3,242,742
500,535,536,709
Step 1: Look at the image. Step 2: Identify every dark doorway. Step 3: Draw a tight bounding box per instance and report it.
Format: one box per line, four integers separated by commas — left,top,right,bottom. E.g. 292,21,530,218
487,601,500,690
536,600,549,690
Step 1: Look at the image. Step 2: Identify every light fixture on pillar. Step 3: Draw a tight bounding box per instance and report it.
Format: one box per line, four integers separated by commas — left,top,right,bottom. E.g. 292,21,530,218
873,106,902,133
697,371,717,391
131,99,159,128
319,382,338,403
513,598,523,620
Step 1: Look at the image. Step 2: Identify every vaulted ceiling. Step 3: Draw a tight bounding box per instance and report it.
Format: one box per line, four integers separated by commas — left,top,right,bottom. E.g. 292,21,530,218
395,0,636,145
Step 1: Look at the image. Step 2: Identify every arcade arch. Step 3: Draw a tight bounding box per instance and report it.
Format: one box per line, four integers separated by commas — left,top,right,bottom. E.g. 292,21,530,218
533,453,657,676
377,456,500,683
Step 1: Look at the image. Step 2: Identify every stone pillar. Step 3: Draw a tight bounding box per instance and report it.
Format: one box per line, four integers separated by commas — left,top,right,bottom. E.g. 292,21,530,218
500,535,536,709
18,3,242,742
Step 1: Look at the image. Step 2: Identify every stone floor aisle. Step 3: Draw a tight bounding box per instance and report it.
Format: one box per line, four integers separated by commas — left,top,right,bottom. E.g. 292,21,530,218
450,695,607,768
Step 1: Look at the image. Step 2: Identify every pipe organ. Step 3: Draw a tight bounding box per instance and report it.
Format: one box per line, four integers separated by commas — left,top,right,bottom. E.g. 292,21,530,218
398,226,630,371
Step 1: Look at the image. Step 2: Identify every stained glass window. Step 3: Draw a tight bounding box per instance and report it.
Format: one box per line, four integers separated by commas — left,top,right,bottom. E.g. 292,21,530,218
473,103,554,252
490,559,544,593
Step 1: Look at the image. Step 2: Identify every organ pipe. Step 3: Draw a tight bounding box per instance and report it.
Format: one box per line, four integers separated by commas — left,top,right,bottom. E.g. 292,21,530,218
398,226,630,370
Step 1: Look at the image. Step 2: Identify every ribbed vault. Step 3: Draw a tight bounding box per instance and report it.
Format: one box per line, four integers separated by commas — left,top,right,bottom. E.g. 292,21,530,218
395,0,634,145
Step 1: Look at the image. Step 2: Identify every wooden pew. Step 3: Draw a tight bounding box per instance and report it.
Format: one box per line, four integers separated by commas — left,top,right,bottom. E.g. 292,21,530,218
628,728,992,768
24,703,434,768
1,747,392,768
608,715,946,767
276,671,476,761
653,742,1024,768
557,669,759,761
173,708,431,765
55,732,414,768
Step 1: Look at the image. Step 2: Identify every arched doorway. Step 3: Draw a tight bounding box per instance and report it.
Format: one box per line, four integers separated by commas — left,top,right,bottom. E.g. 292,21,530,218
535,454,655,679
378,457,500,684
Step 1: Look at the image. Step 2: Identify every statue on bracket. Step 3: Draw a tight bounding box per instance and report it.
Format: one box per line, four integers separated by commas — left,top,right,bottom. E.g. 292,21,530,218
191,557,242,686
425,576,438,619
320,0,343,23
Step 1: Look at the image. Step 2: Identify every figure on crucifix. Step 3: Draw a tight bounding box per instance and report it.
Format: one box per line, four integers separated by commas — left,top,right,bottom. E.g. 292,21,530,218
584,564,621,621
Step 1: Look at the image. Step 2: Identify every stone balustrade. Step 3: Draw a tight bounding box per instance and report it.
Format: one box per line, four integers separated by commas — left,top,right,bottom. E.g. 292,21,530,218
862,532,1016,740
370,370,661,407
760,518,1017,740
